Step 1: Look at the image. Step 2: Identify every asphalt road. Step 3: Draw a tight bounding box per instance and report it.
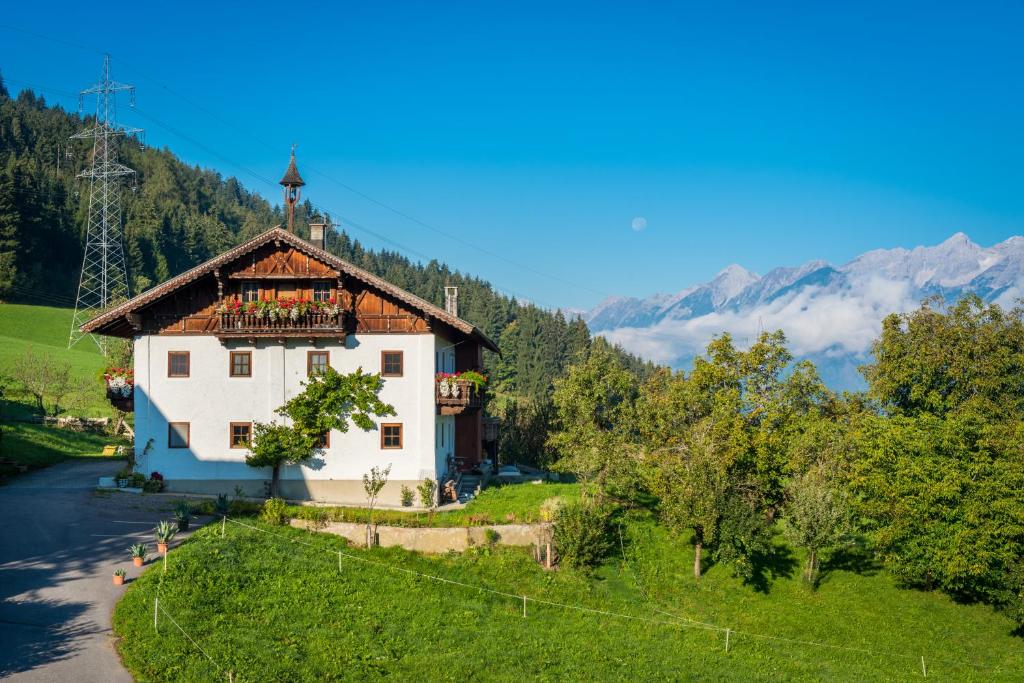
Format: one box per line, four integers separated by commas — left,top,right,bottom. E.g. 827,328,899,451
0,459,198,682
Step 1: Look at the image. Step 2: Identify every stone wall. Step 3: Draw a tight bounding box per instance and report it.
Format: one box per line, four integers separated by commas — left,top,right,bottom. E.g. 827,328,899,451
291,519,547,554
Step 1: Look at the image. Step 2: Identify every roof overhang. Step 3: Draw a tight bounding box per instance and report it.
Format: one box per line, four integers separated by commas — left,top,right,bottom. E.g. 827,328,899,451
81,227,500,354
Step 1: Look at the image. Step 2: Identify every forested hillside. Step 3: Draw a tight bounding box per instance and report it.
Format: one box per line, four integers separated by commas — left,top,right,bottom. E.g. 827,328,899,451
0,78,654,411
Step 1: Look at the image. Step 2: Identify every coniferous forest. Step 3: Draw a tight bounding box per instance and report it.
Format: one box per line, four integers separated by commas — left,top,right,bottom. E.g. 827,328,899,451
0,78,654,418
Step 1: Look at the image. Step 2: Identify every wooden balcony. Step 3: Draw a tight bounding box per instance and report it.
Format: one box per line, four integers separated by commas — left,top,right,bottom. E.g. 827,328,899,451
216,311,347,339
436,379,484,415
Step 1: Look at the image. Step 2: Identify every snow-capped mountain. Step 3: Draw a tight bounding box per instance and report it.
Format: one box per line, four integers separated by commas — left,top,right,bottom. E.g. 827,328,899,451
586,233,1024,389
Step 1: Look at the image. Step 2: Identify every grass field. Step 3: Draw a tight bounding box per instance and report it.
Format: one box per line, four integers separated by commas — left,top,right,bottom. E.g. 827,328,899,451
113,511,1023,681
0,303,112,418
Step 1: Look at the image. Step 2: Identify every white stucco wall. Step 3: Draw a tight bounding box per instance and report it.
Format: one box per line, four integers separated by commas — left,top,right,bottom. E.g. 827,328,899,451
133,333,440,490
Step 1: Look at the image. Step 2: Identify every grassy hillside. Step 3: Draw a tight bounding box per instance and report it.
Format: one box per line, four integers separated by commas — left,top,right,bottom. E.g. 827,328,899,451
113,510,1022,681
0,303,112,418
0,422,126,478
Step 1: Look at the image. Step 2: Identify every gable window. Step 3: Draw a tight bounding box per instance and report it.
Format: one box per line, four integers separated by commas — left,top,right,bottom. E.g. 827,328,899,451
168,351,190,378
307,350,330,376
168,422,190,448
230,351,252,377
241,281,259,303
312,281,331,302
381,350,403,377
230,422,252,448
381,423,403,449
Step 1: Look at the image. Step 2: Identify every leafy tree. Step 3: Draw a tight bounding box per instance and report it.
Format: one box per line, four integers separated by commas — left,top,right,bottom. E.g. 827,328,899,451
782,464,853,585
9,346,74,416
247,367,395,498
548,339,641,500
278,367,395,440
855,296,1024,627
648,420,738,578
245,422,316,499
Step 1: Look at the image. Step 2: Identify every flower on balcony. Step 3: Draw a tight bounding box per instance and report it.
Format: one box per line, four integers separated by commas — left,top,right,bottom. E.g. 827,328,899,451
218,296,344,321
104,367,134,397
435,371,488,396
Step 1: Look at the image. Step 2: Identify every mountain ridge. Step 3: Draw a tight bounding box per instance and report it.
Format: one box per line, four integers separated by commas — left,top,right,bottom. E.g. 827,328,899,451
587,233,1024,388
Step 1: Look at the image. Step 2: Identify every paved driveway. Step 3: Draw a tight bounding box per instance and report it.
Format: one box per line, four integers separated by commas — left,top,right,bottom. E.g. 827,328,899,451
0,460,200,681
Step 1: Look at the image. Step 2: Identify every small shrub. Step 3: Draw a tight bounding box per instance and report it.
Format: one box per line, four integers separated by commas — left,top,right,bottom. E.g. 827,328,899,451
260,498,288,526
552,501,613,570
113,568,127,578
483,528,500,547
142,478,162,493
214,493,230,515
417,478,437,508
539,496,564,523
129,543,148,560
400,485,415,507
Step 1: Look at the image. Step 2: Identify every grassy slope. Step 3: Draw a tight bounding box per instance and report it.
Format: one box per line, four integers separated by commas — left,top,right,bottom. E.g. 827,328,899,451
114,512,1022,681
0,303,111,418
1,422,123,464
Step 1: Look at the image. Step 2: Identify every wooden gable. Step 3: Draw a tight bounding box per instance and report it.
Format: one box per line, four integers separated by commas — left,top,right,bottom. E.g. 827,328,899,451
222,242,340,280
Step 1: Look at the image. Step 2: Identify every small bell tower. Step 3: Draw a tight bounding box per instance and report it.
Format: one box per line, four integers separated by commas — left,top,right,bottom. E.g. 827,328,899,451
279,145,305,233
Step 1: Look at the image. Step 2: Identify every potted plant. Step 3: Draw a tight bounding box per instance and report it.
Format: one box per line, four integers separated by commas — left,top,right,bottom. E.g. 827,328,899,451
115,467,131,489
130,543,148,567
155,520,177,553
173,502,192,531
113,568,127,586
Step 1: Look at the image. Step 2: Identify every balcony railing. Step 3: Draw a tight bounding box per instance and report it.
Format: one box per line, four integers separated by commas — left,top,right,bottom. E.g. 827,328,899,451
217,311,346,337
435,378,484,414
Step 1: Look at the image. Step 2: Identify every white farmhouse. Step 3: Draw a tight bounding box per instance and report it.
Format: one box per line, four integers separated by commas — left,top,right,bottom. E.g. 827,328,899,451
83,155,497,505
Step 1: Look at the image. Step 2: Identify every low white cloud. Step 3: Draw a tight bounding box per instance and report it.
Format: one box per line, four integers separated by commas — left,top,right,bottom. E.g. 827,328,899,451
599,276,919,365
631,216,647,232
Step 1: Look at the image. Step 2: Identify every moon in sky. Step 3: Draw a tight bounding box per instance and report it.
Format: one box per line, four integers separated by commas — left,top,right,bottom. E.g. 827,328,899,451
631,216,647,231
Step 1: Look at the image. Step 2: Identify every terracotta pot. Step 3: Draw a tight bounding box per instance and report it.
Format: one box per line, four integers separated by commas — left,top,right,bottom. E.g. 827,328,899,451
133,557,144,567
113,575,125,586
157,542,168,554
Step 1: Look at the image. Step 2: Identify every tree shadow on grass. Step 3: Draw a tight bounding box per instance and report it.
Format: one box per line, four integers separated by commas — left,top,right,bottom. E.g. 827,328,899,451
745,542,799,594
816,542,881,589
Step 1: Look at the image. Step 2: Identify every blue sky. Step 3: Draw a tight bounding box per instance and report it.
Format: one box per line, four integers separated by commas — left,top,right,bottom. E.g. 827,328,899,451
2,1,1022,310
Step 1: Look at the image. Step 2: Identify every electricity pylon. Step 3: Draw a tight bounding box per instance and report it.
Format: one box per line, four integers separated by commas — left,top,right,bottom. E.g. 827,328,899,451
69,54,141,351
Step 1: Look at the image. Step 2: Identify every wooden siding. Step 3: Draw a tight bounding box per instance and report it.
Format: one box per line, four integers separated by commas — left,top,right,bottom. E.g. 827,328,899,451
134,245,432,337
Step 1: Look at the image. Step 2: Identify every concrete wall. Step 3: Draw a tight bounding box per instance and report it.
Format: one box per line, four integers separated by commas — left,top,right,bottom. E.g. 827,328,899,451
291,519,545,554
134,332,443,505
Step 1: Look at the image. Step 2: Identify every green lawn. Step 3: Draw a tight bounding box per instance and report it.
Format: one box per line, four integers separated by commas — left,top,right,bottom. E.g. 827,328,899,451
113,514,1022,681
0,421,126,477
0,303,113,418
282,481,582,527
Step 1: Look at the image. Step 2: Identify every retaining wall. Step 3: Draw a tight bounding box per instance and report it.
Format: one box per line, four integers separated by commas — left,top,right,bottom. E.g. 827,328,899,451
290,519,546,554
